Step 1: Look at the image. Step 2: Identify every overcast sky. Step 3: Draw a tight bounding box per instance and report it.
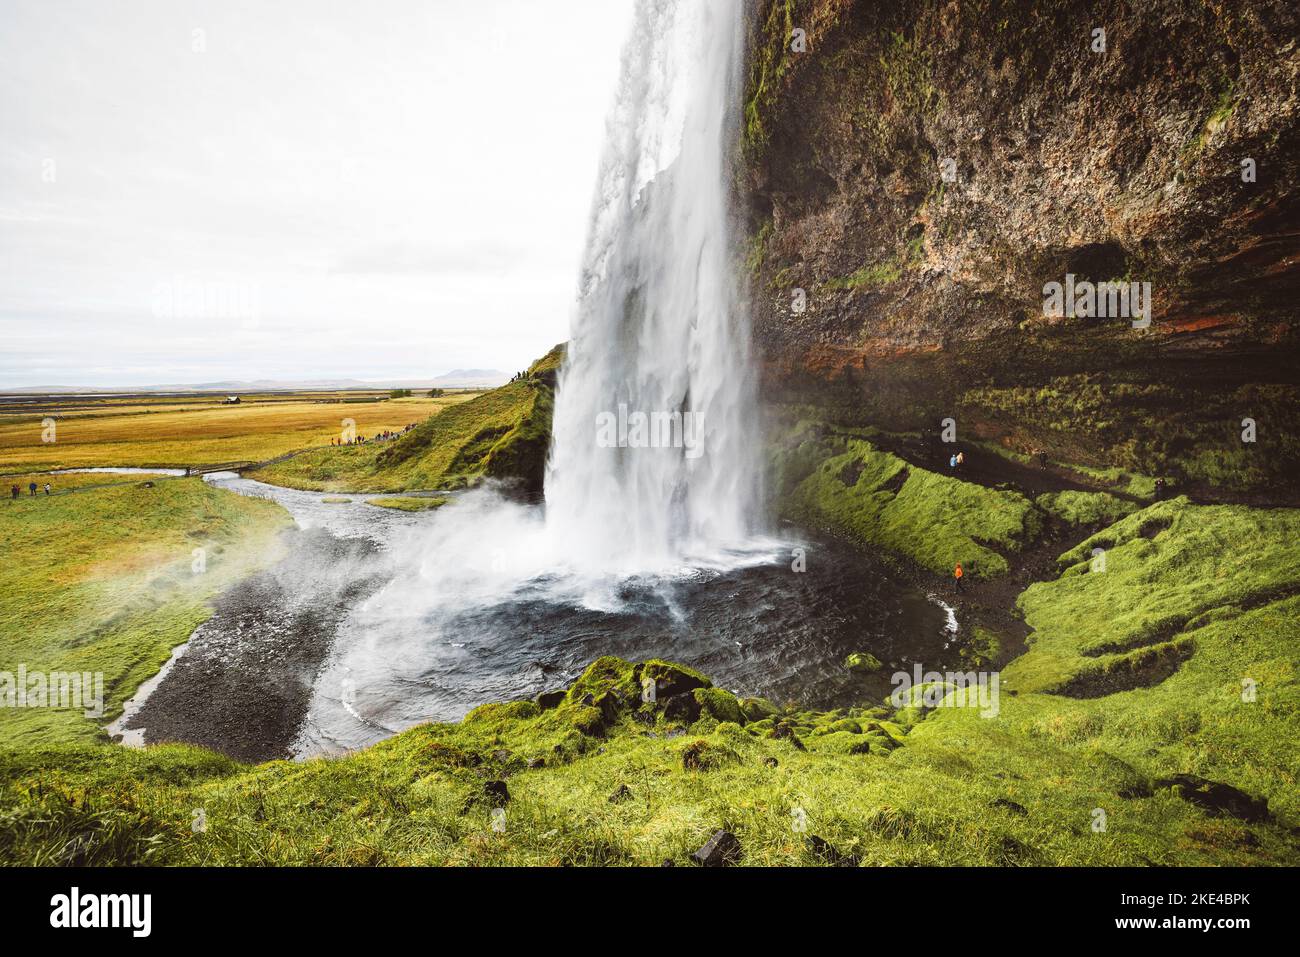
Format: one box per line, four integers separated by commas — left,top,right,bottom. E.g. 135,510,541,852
0,0,634,387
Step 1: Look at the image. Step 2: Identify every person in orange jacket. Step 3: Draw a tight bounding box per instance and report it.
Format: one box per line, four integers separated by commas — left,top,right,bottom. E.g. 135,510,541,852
954,562,964,592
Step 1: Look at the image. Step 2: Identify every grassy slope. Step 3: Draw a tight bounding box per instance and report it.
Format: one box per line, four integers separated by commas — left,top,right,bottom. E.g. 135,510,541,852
0,504,1295,863
2,587,1296,865
779,429,1041,578
1035,489,1139,527
247,346,564,494
0,479,291,747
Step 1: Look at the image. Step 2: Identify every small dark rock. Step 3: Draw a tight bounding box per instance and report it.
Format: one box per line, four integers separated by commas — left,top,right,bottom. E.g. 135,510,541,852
691,829,742,867
492,749,513,764
848,741,871,755
806,835,859,867
991,798,1028,816
682,740,709,771
593,692,621,723
997,835,1035,863
483,780,510,806
659,859,675,867
663,693,701,723
608,784,633,804
762,756,779,768
527,757,545,770
1155,775,1269,823
534,690,566,710
771,721,807,751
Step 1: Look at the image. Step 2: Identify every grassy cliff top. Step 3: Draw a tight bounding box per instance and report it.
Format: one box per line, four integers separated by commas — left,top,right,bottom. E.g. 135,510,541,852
247,344,565,495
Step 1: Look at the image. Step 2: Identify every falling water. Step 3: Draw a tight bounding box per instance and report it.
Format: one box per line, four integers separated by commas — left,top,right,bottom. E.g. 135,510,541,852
123,1,958,760
544,0,762,576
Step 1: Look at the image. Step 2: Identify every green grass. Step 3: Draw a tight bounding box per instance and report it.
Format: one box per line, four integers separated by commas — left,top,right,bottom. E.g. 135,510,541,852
784,437,1041,577
990,498,1300,831
1008,498,1300,694
1066,464,1160,500
0,478,291,747
1036,490,1140,528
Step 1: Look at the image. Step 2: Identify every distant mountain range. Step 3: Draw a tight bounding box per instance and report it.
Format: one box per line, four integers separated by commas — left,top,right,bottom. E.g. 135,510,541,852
0,369,510,394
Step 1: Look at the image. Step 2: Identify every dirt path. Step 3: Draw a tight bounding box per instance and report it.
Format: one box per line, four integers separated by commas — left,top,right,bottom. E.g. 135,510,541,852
826,434,1139,669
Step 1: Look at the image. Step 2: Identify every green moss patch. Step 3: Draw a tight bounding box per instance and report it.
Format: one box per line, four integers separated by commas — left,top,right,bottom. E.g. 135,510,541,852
785,438,1041,577
366,496,448,512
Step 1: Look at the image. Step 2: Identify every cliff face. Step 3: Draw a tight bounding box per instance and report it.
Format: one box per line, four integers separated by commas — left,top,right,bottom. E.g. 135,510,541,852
742,0,1300,492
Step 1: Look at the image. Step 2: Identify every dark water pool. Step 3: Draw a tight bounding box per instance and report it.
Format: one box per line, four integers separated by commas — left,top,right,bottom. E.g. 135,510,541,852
123,475,959,760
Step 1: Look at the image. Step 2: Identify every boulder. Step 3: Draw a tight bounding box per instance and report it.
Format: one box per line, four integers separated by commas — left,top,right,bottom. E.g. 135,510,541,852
608,784,633,804
663,693,702,723
682,740,709,771
806,835,859,867
534,689,566,710
771,720,807,751
637,660,710,700
740,697,779,721
693,687,746,724
1155,775,1269,823
691,830,742,867
845,651,884,673
991,798,1028,816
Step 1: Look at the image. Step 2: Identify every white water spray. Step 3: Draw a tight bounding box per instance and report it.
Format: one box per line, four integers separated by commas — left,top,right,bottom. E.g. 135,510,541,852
544,0,762,576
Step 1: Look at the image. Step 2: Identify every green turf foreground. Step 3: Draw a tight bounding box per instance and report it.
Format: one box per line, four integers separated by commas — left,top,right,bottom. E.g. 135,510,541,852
1,444,1295,866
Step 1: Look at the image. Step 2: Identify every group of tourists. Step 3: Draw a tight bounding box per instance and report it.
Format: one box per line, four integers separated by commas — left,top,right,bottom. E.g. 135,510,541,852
330,423,418,447
9,481,51,500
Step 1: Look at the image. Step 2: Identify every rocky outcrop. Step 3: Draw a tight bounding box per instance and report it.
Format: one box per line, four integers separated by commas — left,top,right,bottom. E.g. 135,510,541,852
742,0,1299,492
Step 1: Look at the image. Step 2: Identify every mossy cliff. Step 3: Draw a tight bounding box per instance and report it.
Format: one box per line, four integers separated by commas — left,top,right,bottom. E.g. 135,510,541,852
741,0,1300,494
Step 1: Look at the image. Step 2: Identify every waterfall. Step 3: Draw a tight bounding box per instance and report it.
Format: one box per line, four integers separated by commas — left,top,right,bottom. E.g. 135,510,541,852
544,0,761,577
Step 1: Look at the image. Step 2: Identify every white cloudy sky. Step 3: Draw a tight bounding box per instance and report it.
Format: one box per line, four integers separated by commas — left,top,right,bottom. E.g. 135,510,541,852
0,0,634,387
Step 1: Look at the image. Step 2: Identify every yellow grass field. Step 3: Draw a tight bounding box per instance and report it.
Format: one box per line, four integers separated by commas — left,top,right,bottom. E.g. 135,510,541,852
0,392,477,472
